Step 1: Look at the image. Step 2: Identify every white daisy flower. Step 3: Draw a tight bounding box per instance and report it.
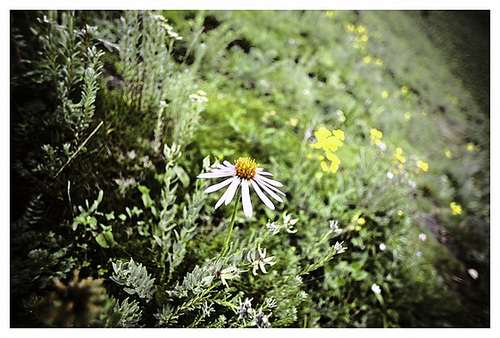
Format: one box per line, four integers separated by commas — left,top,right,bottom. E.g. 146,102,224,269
197,157,285,218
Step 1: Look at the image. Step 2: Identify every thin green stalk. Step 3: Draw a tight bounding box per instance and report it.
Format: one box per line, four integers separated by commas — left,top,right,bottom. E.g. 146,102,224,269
220,198,239,258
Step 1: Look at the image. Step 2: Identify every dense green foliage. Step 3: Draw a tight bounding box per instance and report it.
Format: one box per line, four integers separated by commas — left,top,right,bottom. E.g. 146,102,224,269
10,10,489,328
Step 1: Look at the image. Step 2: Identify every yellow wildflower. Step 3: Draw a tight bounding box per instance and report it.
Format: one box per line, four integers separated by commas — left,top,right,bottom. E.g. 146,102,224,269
326,10,335,17
450,202,462,215
370,128,383,146
356,26,366,34
381,90,388,99
417,160,429,172
363,55,373,64
375,58,383,66
289,118,298,127
401,86,408,95
320,161,329,172
328,153,341,173
404,112,411,121
445,149,452,158
466,143,475,152
394,147,406,163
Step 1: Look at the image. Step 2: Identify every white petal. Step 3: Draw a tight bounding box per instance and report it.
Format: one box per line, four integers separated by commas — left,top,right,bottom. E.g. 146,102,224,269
205,177,234,193
254,177,285,201
250,179,275,210
256,177,286,196
258,170,274,176
215,192,227,210
198,171,234,179
223,160,235,168
241,179,253,218
214,177,238,209
224,177,241,205
259,263,268,274
257,175,283,187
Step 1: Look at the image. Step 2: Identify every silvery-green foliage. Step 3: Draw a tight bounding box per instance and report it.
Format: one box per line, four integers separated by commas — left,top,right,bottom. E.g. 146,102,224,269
118,11,175,112
166,265,215,298
104,297,143,328
154,303,179,327
17,11,104,179
118,11,205,151
110,258,156,302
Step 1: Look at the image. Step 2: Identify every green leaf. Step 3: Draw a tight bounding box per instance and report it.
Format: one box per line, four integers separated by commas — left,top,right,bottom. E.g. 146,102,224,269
95,233,110,248
175,166,190,188
95,230,116,248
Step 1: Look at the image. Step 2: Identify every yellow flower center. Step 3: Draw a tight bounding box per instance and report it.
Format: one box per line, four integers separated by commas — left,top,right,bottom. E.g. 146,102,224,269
235,157,259,180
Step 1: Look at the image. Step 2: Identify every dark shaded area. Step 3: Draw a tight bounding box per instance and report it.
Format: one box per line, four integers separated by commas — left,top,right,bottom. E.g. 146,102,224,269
414,10,490,115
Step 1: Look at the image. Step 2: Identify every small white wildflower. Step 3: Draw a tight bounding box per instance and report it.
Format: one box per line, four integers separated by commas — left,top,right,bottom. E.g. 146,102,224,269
252,245,276,275
217,265,240,289
237,298,255,324
329,219,342,234
419,233,427,241
378,142,387,152
265,297,277,309
282,211,298,233
252,311,271,328
409,179,417,188
379,243,386,251
371,283,381,294
333,241,346,253
202,301,215,317
387,171,394,179
415,251,422,257
251,244,276,276
266,221,280,234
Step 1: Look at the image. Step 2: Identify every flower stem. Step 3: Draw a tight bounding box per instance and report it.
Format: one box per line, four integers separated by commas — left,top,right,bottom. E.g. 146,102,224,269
221,198,239,258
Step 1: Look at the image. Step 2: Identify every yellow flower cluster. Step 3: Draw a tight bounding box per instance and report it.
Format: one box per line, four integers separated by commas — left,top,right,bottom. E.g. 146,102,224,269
370,128,383,146
416,160,429,172
393,147,406,164
466,143,480,152
345,23,383,65
325,10,337,17
288,118,298,127
450,202,462,215
348,215,365,231
311,127,344,173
